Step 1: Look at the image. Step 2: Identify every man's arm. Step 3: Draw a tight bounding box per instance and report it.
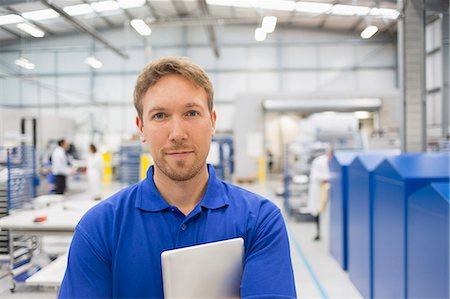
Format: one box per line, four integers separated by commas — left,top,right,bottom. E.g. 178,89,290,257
59,226,112,299
241,206,297,299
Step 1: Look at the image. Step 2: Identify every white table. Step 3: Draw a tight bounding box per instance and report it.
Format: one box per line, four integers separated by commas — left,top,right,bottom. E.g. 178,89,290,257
25,253,68,287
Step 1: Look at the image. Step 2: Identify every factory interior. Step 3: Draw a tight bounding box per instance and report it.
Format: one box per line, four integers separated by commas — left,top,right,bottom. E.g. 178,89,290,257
0,0,449,298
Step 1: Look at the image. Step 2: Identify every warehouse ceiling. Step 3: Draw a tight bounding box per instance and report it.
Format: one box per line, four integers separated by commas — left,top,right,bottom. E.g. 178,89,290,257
0,0,401,58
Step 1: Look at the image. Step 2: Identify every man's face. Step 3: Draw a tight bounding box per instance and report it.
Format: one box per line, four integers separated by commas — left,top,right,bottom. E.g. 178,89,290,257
136,74,216,182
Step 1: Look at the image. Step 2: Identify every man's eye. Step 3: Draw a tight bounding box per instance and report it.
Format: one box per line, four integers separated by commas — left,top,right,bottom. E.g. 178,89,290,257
186,111,199,117
152,112,166,120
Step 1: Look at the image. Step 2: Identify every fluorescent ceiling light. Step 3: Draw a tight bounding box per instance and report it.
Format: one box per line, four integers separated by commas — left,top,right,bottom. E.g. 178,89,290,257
296,1,332,14
0,14,24,26
91,1,120,13
118,0,146,9
332,4,370,16
16,23,45,37
15,57,35,70
22,9,59,21
64,4,94,16
130,19,152,36
354,111,371,119
207,0,296,12
262,16,277,33
370,8,400,19
85,56,103,69
360,25,378,39
255,27,266,41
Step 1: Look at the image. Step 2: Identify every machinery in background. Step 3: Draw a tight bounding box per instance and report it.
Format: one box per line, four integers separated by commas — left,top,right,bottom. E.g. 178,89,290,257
207,136,234,182
283,112,363,217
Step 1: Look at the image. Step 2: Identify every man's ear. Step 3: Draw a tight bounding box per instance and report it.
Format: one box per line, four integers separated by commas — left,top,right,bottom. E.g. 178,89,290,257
211,110,217,135
136,116,146,143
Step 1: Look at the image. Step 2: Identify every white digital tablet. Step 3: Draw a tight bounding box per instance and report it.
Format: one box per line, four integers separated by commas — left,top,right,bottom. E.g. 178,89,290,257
161,237,244,299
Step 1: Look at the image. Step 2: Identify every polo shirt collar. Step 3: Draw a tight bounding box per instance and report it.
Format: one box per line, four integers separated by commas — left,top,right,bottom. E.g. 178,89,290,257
136,164,228,212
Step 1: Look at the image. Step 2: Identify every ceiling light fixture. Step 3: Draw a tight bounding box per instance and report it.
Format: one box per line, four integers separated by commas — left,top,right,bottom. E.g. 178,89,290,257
91,1,120,13
130,19,152,36
84,56,103,69
296,1,332,14
370,8,400,20
118,0,146,9
63,4,94,16
332,4,370,16
22,9,59,21
207,0,296,11
15,57,35,70
354,111,371,119
262,16,277,33
255,27,266,41
16,23,45,37
0,14,24,26
360,25,379,39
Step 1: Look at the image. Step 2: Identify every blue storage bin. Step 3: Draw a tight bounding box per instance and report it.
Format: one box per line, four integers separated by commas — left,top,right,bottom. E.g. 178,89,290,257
329,151,359,270
347,154,388,299
372,153,449,299
407,183,449,299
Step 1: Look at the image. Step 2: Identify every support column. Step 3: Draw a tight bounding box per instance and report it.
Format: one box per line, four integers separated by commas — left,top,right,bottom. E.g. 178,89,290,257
398,0,427,152
442,3,449,137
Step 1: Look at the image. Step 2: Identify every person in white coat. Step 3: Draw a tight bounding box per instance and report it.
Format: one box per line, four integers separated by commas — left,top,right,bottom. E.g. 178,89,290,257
51,139,71,194
87,144,103,201
307,149,332,241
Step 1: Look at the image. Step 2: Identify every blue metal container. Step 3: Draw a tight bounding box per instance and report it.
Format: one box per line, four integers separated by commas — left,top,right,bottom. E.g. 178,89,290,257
329,151,359,270
347,154,387,299
407,183,449,299
372,153,449,299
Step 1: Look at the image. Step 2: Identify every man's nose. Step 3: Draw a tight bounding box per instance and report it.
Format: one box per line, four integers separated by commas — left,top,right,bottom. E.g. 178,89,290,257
168,117,188,142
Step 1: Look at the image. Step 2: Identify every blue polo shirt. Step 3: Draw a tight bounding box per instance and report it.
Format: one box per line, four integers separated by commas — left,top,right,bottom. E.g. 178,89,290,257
59,165,296,298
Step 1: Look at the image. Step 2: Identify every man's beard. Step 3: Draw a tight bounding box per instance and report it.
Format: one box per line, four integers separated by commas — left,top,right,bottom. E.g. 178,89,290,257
154,155,205,182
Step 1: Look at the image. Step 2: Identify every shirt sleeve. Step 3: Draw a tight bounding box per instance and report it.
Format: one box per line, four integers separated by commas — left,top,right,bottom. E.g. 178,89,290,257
58,225,112,299
241,205,297,299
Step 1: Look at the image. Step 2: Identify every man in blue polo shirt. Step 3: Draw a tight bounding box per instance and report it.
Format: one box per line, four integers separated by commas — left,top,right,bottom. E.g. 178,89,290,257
59,57,297,298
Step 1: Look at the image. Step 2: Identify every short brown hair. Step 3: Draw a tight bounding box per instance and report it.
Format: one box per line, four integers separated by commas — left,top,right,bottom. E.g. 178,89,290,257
133,56,214,120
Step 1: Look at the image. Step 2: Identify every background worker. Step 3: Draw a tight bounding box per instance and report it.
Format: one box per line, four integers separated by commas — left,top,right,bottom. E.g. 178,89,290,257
51,139,71,195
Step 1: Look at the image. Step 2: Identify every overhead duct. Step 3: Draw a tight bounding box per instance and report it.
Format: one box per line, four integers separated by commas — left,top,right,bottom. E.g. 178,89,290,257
262,98,382,112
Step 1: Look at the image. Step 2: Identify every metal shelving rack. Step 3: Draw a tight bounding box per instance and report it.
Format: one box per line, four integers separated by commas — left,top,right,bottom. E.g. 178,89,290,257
211,136,234,182
118,143,142,185
0,145,38,289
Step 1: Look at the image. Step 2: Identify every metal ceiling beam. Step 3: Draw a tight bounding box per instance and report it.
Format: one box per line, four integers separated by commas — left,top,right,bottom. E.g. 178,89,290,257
0,26,22,38
146,0,162,21
5,6,55,35
171,0,189,17
197,0,220,58
40,0,128,59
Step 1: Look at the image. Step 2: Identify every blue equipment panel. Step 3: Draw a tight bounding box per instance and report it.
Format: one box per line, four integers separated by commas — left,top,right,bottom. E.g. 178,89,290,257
329,151,358,270
347,154,387,299
407,183,449,299
372,154,449,299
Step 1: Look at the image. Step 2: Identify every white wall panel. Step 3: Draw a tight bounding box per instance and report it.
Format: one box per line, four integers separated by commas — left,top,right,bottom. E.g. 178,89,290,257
319,71,356,91
21,80,39,105
185,47,216,69
247,47,278,69
216,47,248,69
95,50,127,73
126,49,149,71
57,51,91,73
37,78,58,105
356,70,396,91
356,44,395,67
214,73,247,100
94,76,125,103
248,72,278,93
214,104,235,132
282,72,318,93
319,46,355,68
58,76,91,103
281,46,317,68
0,77,20,104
